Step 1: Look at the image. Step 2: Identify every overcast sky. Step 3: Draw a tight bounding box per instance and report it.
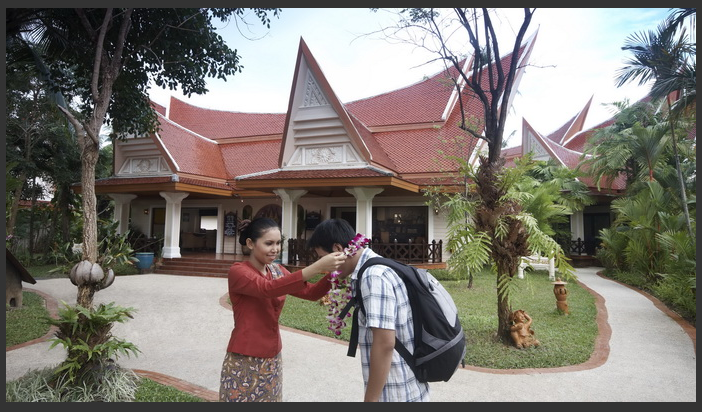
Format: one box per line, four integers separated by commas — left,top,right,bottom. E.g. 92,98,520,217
148,8,672,148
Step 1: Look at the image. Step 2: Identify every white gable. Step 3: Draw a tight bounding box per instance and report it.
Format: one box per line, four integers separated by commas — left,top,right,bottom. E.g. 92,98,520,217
115,137,173,176
279,56,366,170
524,129,551,161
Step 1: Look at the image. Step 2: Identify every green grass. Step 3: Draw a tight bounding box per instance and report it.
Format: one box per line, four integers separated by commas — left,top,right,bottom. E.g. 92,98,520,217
26,263,71,279
6,292,51,347
282,268,598,369
453,271,597,368
133,378,206,402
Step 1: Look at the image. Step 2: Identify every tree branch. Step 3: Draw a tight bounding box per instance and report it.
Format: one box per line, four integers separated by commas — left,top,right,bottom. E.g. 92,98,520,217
57,104,99,147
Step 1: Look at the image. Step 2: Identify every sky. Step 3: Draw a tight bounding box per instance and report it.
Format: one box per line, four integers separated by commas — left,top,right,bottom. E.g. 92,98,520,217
148,8,672,148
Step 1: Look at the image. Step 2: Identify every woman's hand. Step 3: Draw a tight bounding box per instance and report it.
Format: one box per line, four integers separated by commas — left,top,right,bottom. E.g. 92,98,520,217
316,252,346,273
301,252,346,280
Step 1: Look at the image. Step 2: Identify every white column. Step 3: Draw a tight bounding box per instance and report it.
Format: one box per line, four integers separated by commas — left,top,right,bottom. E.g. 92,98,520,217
346,187,384,237
159,192,189,259
273,189,307,264
108,194,137,235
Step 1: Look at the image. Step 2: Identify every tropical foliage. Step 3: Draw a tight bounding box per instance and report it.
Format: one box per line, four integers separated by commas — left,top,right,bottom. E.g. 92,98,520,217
5,8,282,399
587,8,695,322
47,302,140,385
431,151,581,313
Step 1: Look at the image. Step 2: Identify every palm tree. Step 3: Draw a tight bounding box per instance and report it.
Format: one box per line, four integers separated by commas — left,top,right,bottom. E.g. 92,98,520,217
615,8,695,238
580,122,672,193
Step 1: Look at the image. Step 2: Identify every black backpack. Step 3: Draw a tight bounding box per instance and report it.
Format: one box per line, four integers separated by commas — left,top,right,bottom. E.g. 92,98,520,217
339,257,466,383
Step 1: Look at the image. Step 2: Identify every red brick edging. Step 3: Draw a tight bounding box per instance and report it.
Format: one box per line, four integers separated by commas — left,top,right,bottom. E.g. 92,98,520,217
594,270,696,353
132,369,219,402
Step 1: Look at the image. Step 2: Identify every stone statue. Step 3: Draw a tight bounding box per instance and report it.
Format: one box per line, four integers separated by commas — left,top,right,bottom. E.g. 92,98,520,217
552,278,569,314
509,309,540,349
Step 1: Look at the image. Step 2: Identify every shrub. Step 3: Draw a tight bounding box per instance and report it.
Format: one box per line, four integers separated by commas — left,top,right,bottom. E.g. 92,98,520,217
46,301,140,384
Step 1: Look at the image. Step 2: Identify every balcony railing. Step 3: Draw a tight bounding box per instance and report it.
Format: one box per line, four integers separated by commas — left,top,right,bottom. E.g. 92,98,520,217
287,238,443,266
557,237,599,256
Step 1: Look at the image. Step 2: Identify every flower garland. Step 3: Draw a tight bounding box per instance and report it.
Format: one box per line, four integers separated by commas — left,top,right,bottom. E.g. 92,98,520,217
326,233,370,336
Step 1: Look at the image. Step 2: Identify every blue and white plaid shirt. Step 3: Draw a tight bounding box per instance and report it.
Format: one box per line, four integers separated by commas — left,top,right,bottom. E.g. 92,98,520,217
351,248,430,402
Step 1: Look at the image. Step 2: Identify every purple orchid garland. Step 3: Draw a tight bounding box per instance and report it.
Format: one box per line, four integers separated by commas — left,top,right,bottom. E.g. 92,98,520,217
326,233,370,336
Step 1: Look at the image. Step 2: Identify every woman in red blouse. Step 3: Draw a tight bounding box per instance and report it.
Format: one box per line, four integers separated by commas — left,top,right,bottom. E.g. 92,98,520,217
219,217,345,402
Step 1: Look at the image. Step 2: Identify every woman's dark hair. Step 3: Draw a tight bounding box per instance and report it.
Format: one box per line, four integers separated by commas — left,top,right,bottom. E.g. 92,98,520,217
307,218,355,253
238,217,280,246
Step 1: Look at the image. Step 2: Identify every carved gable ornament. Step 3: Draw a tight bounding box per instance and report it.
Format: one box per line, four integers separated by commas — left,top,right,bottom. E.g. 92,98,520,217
118,156,171,176
527,133,549,160
302,73,329,107
287,144,362,168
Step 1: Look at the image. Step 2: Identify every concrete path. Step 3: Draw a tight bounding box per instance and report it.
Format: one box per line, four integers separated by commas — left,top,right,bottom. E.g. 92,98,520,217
6,267,696,402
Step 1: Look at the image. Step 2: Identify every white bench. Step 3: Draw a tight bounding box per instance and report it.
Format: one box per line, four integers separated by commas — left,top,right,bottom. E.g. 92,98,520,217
517,254,555,281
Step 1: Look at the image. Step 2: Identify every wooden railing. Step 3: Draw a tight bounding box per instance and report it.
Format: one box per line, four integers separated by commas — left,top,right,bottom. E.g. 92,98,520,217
557,237,598,256
287,238,442,266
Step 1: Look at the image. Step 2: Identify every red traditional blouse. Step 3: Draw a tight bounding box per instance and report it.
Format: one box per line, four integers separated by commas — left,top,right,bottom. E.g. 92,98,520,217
226,261,332,358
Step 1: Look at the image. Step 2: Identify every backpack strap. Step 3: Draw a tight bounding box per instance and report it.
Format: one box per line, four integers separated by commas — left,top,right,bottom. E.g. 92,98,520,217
338,258,380,358
339,257,421,375
338,257,384,358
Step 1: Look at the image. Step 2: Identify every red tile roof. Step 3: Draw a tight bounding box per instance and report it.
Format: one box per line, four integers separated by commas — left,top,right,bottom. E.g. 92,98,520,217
129,37,536,195
347,114,397,171
219,139,283,177
151,100,166,116
345,66,457,126
562,117,615,153
503,96,630,192
167,97,287,139
156,114,229,179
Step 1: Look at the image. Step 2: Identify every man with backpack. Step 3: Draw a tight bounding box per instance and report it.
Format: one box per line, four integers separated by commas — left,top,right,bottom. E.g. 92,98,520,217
307,219,431,402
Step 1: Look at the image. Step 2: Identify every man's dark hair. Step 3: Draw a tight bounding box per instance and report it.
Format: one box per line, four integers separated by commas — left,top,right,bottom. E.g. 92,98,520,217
307,218,355,253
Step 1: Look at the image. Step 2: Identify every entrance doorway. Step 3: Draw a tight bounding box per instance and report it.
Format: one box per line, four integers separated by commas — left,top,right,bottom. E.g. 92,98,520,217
330,207,356,229
151,208,165,238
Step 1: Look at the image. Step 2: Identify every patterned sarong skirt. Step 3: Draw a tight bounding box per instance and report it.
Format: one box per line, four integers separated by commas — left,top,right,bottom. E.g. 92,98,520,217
219,351,283,402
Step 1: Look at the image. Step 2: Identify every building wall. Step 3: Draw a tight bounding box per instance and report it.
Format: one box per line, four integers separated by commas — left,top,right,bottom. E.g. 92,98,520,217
128,193,450,258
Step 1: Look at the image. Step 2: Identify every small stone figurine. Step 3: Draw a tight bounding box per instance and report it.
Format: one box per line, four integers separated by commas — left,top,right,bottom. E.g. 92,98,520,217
552,278,569,314
509,309,540,349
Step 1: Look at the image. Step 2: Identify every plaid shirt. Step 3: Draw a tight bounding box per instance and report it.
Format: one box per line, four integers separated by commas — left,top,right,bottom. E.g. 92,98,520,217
351,248,430,402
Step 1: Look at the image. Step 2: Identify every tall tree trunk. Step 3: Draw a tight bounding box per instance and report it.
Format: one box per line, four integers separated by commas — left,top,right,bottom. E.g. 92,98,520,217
57,184,74,243
76,136,100,308
474,156,530,342
6,170,26,238
28,178,36,260
80,138,100,263
667,113,693,239
7,125,33,238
